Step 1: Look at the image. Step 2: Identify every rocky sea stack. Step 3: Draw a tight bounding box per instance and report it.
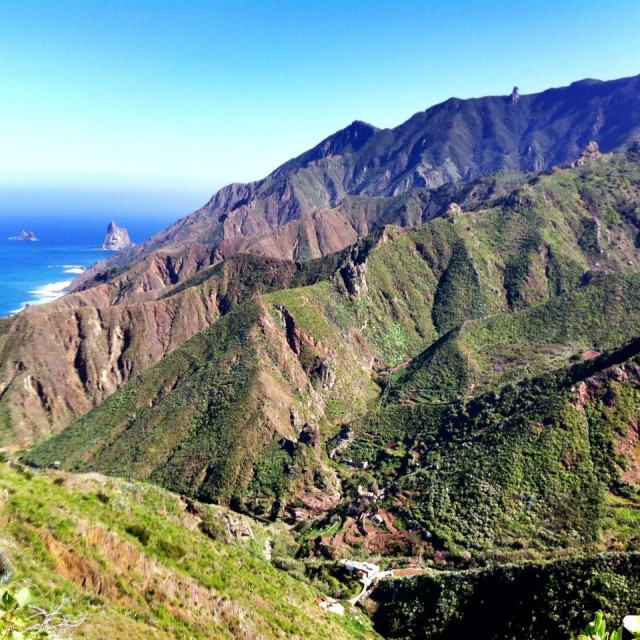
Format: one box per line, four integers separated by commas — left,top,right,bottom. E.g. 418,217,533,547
101,221,134,251
9,230,37,241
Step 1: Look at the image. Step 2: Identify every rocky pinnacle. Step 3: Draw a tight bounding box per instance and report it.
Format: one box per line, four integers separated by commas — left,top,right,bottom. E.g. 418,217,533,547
101,221,134,251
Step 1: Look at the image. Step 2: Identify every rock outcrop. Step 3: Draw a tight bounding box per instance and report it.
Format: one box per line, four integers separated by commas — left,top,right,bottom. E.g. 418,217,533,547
340,256,368,297
299,423,321,450
101,222,134,251
311,355,337,391
9,230,37,241
573,141,602,167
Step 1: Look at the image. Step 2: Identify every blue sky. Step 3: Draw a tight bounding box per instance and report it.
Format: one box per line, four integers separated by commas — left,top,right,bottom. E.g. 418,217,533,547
1,0,640,216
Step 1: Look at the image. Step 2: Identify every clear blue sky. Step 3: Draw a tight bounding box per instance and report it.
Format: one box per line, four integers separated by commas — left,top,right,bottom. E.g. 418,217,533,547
1,0,640,217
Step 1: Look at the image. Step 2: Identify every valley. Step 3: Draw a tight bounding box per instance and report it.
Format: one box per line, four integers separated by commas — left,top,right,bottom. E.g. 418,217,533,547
3,76,640,639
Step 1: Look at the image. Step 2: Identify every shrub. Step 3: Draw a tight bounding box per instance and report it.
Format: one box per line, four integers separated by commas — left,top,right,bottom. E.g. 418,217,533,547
156,538,186,561
0,586,85,638
125,524,151,546
95,491,110,504
573,611,623,640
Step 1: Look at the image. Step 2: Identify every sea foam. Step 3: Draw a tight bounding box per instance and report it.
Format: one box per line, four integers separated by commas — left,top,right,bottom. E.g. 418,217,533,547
62,265,86,274
11,280,73,314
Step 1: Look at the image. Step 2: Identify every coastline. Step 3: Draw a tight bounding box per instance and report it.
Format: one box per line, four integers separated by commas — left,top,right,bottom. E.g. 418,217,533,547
0,214,175,318
9,265,86,315
10,279,73,315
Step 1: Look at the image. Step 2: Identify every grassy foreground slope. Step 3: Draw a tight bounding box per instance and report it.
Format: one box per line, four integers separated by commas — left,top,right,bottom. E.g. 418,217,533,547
0,462,377,640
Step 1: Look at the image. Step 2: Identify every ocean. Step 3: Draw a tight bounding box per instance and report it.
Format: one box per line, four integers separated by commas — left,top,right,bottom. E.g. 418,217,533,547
0,213,176,318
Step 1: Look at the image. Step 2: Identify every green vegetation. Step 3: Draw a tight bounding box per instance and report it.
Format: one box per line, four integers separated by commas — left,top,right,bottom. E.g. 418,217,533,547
0,463,378,640
0,587,48,639
370,554,640,640
16,152,640,639
573,611,624,640
345,338,640,558
25,153,640,528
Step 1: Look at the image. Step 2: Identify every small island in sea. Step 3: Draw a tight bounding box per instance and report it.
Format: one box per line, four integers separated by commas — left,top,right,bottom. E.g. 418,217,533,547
101,221,134,251
9,230,37,241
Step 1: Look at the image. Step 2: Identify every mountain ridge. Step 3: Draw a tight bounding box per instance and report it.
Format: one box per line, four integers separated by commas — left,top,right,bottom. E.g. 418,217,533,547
70,73,640,301
24,153,640,524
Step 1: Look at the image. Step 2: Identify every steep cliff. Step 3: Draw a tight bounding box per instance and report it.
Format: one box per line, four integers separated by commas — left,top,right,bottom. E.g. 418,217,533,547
0,252,350,446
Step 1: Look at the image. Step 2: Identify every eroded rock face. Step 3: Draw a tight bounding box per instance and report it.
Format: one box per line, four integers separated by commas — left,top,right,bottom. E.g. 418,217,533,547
0,280,222,445
102,222,134,251
340,259,368,297
312,355,337,391
223,511,254,541
299,423,321,450
574,141,602,167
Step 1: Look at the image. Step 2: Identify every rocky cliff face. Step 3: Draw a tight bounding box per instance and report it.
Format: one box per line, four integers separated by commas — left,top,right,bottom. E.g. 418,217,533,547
0,252,352,445
101,221,134,251
71,172,525,307
573,140,602,166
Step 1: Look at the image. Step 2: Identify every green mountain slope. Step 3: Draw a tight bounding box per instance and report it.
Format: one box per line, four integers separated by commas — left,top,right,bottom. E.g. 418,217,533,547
27,152,640,541
15,150,640,640
0,173,524,448
344,336,640,555
0,251,351,447
369,552,640,640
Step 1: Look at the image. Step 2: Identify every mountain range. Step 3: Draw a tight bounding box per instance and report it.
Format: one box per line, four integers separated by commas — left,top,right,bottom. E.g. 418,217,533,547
70,74,640,304
3,74,640,639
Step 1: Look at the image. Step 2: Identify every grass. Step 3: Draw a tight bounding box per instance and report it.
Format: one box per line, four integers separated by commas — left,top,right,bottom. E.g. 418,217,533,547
0,463,380,640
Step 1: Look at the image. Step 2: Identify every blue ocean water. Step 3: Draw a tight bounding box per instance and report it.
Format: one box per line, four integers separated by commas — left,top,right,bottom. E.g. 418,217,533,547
0,213,176,317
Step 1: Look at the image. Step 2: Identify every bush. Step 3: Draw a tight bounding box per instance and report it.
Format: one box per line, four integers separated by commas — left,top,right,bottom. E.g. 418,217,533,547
125,524,151,546
0,587,44,639
156,538,186,561
0,586,85,638
572,611,623,640
95,491,110,504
